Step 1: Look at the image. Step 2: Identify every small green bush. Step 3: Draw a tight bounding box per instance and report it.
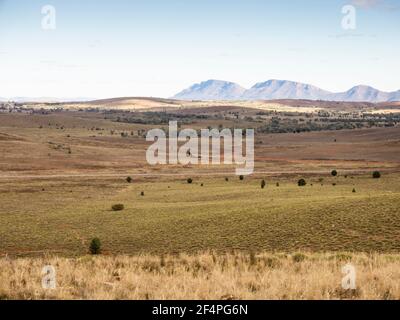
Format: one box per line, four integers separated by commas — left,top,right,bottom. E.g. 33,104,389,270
112,204,124,211
373,171,381,179
298,179,307,187
89,238,101,255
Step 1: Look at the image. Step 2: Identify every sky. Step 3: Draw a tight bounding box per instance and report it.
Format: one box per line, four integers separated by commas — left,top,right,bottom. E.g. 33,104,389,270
0,0,399,99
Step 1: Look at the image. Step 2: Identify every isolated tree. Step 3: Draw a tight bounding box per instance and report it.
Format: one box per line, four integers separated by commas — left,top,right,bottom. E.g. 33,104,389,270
373,171,381,179
126,176,132,183
187,178,193,184
331,170,338,177
261,180,266,189
239,175,244,181
298,179,307,187
89,238,101,255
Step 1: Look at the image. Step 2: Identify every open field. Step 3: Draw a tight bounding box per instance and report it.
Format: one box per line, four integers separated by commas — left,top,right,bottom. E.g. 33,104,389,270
0,109,399,257
1,252,400,300
0,173,399,256
0,105,399,300
0,111,399,176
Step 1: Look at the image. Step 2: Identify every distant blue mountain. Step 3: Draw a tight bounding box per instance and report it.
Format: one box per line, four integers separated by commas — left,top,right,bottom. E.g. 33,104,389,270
173,79,400,102
173,80,246,101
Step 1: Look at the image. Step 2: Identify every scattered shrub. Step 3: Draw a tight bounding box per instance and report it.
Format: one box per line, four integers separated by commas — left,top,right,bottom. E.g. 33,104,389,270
225,177,229,182
160,255,166,268
276,182,280,187
298,179,307,187
126,176,132,183
292,253,306,263
141,191,145,196
112,204,124,211
249,251,257,266
373,171,381,179
334,253,353,262
89,238,101,255
239,175,244,181
263,256,281,269
331,170,338,177
187,178,193,184
261,180,266,189
352,188,356,193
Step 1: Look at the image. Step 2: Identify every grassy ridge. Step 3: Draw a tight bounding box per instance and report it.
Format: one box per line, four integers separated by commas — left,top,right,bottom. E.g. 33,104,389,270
0,174,399,256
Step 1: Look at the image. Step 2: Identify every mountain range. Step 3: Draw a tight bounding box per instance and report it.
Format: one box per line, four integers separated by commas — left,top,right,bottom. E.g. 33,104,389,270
173,80,400,103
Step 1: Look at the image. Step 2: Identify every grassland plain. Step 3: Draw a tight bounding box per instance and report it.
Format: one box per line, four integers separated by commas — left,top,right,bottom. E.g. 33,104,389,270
0,173,399,257
1,110,399,300
1,252,400,300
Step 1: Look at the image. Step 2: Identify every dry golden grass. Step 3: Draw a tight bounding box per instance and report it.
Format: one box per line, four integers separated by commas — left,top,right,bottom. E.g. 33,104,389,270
1,252,400,300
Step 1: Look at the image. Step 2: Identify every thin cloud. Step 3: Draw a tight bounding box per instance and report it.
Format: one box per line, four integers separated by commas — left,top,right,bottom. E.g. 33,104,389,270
351,0,400,10
351,0,383,8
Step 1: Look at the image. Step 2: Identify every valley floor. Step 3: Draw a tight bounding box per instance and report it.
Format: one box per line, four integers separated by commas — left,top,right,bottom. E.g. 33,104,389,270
1,173,400,256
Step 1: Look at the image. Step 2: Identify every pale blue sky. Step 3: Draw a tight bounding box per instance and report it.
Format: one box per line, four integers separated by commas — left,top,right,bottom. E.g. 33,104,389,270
0,0,399,98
